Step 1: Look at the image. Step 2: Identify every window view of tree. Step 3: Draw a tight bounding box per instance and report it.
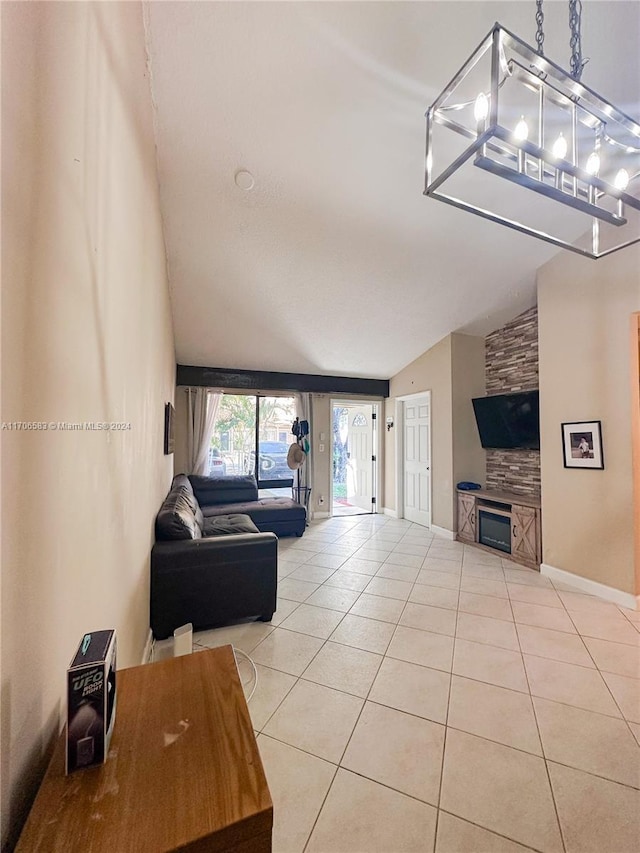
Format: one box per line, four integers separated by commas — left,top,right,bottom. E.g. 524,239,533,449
208,394,296,484
209,395,256,476
257,397,297,482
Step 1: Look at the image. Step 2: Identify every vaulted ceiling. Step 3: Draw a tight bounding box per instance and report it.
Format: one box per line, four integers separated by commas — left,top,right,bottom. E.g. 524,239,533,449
145,1,640,379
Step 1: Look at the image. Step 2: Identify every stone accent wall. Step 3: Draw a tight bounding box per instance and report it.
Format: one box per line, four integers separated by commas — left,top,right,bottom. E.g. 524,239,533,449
485,306,540,496
486,306,538,393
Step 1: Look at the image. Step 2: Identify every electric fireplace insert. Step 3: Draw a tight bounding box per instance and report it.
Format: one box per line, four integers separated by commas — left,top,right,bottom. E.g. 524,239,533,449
478,509,511,554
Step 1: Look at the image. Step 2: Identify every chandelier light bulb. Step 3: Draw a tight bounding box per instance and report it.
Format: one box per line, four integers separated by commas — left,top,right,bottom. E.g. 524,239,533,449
474,92,489,123
614,168,629,190
514,116,529,142
585,150,601,176
552,133,568,160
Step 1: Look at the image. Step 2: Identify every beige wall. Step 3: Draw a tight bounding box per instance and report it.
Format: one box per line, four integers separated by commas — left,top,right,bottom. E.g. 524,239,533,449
632,314,640,596
451,334,486,518
538,245,640,595
174,386,190,475
1,3,175,846
310,395,331,512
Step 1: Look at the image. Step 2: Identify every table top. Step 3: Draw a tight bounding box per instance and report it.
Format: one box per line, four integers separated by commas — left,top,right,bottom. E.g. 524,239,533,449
17,645,272,852
457,487,541,508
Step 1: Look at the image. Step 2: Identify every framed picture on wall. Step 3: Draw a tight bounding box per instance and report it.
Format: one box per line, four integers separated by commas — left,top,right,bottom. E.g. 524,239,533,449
561,420,604,469
164,402,175,455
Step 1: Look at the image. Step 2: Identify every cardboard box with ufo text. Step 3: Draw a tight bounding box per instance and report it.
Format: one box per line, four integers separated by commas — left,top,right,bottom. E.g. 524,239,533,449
66,630,117,773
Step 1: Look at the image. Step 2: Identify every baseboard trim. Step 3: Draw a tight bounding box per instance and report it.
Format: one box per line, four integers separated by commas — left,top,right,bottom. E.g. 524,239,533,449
383,507,398,518
431,524,456,540
540,563,639,611
314,511,330,520
142,628,154,665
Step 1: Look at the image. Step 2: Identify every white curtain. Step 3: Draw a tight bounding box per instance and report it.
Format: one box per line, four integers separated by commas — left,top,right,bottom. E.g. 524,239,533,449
186,388,222,475
295,392,313,493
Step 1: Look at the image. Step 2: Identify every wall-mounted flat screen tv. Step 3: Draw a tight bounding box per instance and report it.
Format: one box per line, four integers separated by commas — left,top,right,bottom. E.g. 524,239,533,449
472,390,540,450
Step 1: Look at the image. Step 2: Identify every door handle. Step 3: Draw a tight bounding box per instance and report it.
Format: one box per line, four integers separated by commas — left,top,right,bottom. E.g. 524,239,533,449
512,525,517,538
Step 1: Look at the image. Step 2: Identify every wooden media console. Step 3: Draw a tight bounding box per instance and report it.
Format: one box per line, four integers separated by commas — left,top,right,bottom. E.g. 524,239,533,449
457,488,542,569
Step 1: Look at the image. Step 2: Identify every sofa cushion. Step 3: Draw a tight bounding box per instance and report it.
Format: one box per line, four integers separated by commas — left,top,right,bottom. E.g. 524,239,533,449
163,474,205,533
189,475,259,506
203,514,259,536
180,483,205,530
155,485,202,541
201,497,306,524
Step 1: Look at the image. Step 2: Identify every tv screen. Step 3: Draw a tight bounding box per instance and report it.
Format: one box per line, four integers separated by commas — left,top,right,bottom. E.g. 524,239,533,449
472,391,540,450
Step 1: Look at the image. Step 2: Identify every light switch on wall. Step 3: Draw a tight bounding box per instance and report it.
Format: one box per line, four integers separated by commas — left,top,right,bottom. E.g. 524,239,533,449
319,443,325,452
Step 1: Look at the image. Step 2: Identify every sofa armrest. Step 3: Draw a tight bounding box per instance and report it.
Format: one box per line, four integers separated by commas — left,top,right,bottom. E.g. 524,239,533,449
151,532,276,573
150,533,278,639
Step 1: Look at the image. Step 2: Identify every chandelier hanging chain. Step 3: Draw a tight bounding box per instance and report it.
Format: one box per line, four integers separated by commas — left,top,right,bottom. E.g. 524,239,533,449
535,0,545,56
569,0,585,81
534,0,586,80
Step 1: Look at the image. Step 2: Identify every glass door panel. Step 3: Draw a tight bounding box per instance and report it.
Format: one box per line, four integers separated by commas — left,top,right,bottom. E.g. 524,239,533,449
209,393,297,491
257,396,296,491
210,394,256,477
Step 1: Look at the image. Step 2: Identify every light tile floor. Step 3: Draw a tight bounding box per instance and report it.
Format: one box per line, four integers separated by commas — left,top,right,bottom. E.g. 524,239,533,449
155,515,640,853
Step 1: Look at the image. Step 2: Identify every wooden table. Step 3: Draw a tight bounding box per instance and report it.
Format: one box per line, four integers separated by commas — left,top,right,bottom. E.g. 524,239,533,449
17,646,272,852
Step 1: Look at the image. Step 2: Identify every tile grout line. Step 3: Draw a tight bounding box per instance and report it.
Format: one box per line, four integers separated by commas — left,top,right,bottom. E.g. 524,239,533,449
437,807,545,853
259,520,639,850
432,547,463,851
299,532,401,847
254,661,640,810
251,584,637,722
512,588,568,853
562,603,640,739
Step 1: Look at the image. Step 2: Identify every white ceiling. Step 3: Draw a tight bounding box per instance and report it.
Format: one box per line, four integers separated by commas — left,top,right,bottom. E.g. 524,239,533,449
145,1,640,380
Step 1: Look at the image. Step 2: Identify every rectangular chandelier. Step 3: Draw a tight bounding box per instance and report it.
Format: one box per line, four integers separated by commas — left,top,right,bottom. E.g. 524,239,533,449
424,24,640,258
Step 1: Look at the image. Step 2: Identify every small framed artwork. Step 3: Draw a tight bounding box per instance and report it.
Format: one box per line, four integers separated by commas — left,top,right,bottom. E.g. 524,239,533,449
164,402,175,455
561,420,604,469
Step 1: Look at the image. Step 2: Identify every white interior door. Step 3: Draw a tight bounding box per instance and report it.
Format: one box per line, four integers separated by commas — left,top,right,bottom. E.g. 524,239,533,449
347,404,374,511
403,396,431,527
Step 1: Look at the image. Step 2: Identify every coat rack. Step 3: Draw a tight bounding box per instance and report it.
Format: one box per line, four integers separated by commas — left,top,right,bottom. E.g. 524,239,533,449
291,417,311,521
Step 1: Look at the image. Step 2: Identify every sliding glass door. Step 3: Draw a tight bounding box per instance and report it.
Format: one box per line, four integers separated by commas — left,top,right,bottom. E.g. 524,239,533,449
209,394,296,491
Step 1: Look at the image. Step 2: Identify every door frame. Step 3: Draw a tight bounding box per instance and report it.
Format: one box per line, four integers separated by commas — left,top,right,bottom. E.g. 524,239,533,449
330,399,382,517
395,390,432,525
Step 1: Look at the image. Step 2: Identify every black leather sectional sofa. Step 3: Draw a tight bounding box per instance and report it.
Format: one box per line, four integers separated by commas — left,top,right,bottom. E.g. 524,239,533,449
188,474,306,537
150,474,306,639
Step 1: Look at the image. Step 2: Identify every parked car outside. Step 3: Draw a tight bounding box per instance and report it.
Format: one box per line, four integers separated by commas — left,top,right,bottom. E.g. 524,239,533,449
247,441,292,480
208,448,227,478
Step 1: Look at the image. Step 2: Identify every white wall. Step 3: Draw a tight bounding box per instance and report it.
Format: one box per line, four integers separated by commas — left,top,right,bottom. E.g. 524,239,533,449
1,3,175,845
538,245,640,595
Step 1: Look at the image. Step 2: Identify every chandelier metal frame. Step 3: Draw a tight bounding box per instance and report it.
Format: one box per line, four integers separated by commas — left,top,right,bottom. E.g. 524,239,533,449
424,15,640,259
